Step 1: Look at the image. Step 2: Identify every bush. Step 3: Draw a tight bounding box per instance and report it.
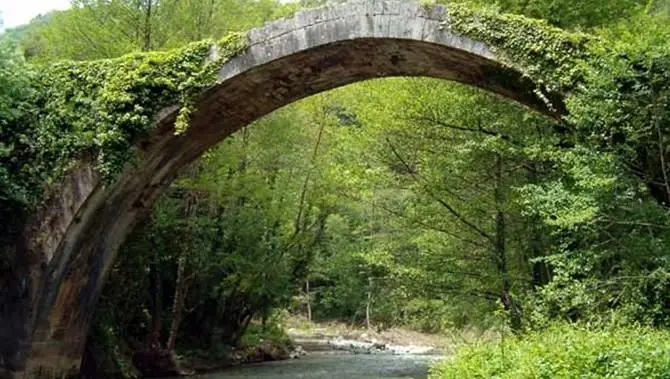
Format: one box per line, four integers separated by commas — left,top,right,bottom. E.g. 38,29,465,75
430,324,670,378
241,320,294,350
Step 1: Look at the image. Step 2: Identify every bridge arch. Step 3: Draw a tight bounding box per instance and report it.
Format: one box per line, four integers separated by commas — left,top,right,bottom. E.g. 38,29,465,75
3,1,586,377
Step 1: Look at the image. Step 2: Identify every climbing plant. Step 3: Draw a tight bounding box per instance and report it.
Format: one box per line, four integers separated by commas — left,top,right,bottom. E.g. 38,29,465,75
0,33,246,274
444,3,594,106
1,33,245,205
1,3,596,219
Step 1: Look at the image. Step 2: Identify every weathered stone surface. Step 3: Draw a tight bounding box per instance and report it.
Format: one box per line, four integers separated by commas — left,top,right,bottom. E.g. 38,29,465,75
1,1,563,377
0,162,98,377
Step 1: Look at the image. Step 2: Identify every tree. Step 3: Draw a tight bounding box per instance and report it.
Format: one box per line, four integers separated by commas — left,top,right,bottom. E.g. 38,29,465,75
13,0,298,61
0,37,34,273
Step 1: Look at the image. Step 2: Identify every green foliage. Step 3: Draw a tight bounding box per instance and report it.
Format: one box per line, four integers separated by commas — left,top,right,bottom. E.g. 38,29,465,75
567,14,670,194
0,38,35,271
454,0,647,29
515,11,670,329
430,324,670,378
6,0,670,375
0,39,33,129
445,3,593,96
516,146,621,228
11,0,296,62
85,322,140,379
93,104,322,360
22,4,140,61
241,320,294,349
40,34,244,178
0,33,245,223
523,196,670,327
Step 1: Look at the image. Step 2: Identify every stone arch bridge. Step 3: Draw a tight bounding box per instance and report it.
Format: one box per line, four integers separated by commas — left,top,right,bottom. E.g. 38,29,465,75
0,0,584,377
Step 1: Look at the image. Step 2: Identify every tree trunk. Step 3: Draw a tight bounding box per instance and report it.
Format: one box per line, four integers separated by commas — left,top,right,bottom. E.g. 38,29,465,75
293,120,326,237
165,190,198,351
525,164,551,287
494,155,508,302
494,154,521,332
200,0,217,40
148,249,162,350
529,218,551,287
306,279,312,322
166,256,188,351
366,277,372,330
142,0,153,51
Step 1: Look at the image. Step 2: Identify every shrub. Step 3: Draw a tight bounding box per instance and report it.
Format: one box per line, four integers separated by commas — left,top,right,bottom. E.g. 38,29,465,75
430,324,670,378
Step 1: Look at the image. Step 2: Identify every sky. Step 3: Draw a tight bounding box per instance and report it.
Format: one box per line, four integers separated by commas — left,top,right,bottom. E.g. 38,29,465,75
0,0,70,30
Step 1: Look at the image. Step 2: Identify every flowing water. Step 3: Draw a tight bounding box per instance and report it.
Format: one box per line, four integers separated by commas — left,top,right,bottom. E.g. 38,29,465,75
194,353,441,379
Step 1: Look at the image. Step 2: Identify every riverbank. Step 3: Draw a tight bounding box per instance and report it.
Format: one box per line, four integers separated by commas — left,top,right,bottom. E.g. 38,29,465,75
156,316,489,377
288,326,444,356
198,316,451,379
176,341,296,374
284,316,492,357
175,316,452,375
170,323,299,375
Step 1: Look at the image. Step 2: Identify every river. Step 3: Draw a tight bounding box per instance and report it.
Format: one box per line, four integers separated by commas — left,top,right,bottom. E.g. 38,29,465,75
193,352,441,379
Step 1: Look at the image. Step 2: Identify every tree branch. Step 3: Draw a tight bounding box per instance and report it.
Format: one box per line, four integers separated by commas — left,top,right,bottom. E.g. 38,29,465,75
384,137,494,243
410,116,524,147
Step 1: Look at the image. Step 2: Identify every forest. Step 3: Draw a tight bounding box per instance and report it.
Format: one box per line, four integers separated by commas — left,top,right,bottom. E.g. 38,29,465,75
2,0,670,378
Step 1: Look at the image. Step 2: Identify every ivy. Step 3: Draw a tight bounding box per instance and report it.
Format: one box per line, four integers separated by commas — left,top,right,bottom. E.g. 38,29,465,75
0,33,245,270
2,5,599,219
442,3,595,107
29,33,246,183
